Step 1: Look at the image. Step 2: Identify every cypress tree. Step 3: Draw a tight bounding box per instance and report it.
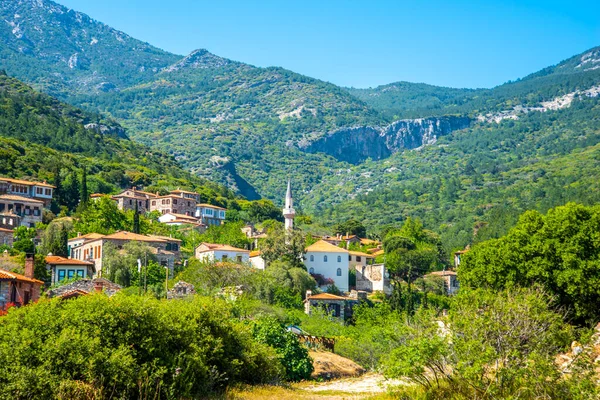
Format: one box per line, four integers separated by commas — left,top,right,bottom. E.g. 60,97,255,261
133,201,140,234
58,224,69,257
80,166,89,206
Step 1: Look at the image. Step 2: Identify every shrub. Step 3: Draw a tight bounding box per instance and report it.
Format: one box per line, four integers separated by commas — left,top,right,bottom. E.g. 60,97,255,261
252,317,314,381
0,294,282,399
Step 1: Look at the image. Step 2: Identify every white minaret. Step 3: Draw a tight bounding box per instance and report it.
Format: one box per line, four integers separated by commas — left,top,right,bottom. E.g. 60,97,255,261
283,179,296,231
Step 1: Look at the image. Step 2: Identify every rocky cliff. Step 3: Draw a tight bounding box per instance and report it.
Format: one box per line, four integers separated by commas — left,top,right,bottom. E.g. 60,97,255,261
303,116,472,164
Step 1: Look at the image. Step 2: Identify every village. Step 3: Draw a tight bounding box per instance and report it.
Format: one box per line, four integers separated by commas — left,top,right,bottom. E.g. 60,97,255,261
0,175,461,318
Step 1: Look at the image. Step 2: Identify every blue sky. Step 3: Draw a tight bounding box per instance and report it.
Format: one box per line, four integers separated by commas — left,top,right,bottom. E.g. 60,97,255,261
58,0,599,89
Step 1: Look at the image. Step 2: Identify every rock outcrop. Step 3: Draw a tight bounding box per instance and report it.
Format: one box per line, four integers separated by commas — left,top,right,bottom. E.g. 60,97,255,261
302,116,472,164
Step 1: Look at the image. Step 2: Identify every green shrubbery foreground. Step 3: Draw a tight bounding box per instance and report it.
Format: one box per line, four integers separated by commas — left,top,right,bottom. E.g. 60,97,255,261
0,294,312,399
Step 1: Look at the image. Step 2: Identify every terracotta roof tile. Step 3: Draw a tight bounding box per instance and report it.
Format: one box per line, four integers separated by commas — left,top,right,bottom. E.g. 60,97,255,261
45,256,94,266
349,250,375,258
196,203,226,210
307,293,348,301
196,242,249,253
305,240,349,254
0,177,55,188
0,194,44,204
0,268,44,284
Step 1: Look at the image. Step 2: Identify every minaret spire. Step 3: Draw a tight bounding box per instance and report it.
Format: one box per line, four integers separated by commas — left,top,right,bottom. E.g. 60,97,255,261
283,179,295,231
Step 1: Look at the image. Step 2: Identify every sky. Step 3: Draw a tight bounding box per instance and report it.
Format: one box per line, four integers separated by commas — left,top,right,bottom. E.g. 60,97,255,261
58,0,600,89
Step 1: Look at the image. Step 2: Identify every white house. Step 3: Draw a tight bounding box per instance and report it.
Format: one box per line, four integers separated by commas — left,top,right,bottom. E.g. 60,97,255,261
195,243,250,263
303,240,349,293
249,250,266,270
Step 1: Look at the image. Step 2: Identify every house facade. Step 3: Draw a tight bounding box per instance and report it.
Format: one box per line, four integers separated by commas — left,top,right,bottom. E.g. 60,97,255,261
195,204,226,226
111,188,157,213
0,228,13,247
249,250,266,270
46,255,95,285
426,270,460,295
150,194,197,216
158,212,204,227
0,195,45,227
0,254,43,308
348,250,375,269
303,240,349,293
195,243,249,263
0,177,54,207
69,231,181,277
355,263,392,294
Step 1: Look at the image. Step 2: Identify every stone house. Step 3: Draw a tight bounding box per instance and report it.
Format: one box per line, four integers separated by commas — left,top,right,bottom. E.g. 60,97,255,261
0,227,13,247
69,231,181,277
0,254,43,308
111,188,157,213
46,278,122,299
0,195,44,227
304,291,364,320
150,194,197,216
167,281,196,299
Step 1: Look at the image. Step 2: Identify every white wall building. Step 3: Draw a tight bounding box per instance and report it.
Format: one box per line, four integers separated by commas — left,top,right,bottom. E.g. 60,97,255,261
249,250,266,270
195,243,250,263
303,240,349,293
195,204,226,226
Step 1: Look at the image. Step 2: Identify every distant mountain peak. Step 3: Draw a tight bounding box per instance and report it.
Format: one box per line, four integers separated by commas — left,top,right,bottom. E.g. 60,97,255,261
163,49,232,72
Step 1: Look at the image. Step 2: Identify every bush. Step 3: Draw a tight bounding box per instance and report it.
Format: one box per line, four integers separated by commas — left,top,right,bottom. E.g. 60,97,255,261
252,317,314,381
0,294,282,399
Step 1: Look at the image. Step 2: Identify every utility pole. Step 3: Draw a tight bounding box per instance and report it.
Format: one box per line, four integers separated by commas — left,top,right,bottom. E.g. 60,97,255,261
164,266,169,298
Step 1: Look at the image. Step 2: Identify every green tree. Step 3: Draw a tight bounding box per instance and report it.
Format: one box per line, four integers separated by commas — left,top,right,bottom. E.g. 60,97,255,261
132,201,140,234
460,203,600,325
41,219,71,257
333,218,366,238
259,224,306,269
80,166,89,207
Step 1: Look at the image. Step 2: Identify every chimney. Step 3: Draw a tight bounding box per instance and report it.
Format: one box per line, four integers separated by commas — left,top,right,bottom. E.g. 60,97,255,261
24,253,35,279
93,280,103,293
77,232,81,237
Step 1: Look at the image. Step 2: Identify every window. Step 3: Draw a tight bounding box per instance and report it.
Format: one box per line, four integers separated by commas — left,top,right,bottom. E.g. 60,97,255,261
36,187,43,194
187,201,191,206
324,255,328,262
76,269,85,278
152,201,156,206
336,268,342,276
129,199,133,205
219,211,225,218
173,199,177,205
337,255,341,262
356,256,361,262
309,267,314,274
33,208,40,216
67,269,75,279
309,255,314,262
45,188,52,196
173,209,177,214
205,208,213,216
58,269,66,281
349,255,351,261
236,255,243,262
222,254,228,261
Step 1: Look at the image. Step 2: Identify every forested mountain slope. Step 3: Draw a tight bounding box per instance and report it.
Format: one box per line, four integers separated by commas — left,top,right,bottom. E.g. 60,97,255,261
2,0,600,248
0,72,235,205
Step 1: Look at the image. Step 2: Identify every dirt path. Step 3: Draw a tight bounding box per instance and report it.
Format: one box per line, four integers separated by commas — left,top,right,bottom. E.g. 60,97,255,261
304,373,407,394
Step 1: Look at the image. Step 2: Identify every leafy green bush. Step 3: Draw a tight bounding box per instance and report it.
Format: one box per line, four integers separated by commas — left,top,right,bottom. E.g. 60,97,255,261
0,295,282,399
252,317,313,381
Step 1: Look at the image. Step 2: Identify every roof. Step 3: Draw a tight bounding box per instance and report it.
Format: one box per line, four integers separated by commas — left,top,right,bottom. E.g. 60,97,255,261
196,242,249,253
162,212,198,220
349,250,375,258
147,234,182,243
0,268,44,284
196,203,226,210
68,233,105,242
359,238,380,245
0,227,13,233
249,250,261,257
305,240,349,254
307,293,347,301
371,250,385,257
171,189,200,195
89,193,105,198
454,250,469,255
426,270,457,277
81,231,170,244
165,220,204,226
0,177,55,188
0,194,44,204
45,256,94,266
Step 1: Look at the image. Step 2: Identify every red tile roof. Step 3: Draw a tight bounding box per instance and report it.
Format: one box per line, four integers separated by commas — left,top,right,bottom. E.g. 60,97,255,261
307,293,347,301
305,240,349,254
196,243,249,253
0,177,55,188
45,256,94,266
0,194,44,204
0,268,44,284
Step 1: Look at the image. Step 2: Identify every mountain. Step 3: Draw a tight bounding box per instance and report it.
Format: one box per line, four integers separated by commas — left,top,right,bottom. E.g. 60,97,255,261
0,0,179,97
1,0,600,249
0,71,236,205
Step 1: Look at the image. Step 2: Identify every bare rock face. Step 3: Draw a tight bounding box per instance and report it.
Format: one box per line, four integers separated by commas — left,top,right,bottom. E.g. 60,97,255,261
302,116,472,164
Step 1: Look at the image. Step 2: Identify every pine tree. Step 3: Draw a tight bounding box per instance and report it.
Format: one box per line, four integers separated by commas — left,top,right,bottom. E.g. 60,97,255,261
51,164,62,213
58,224,69,257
